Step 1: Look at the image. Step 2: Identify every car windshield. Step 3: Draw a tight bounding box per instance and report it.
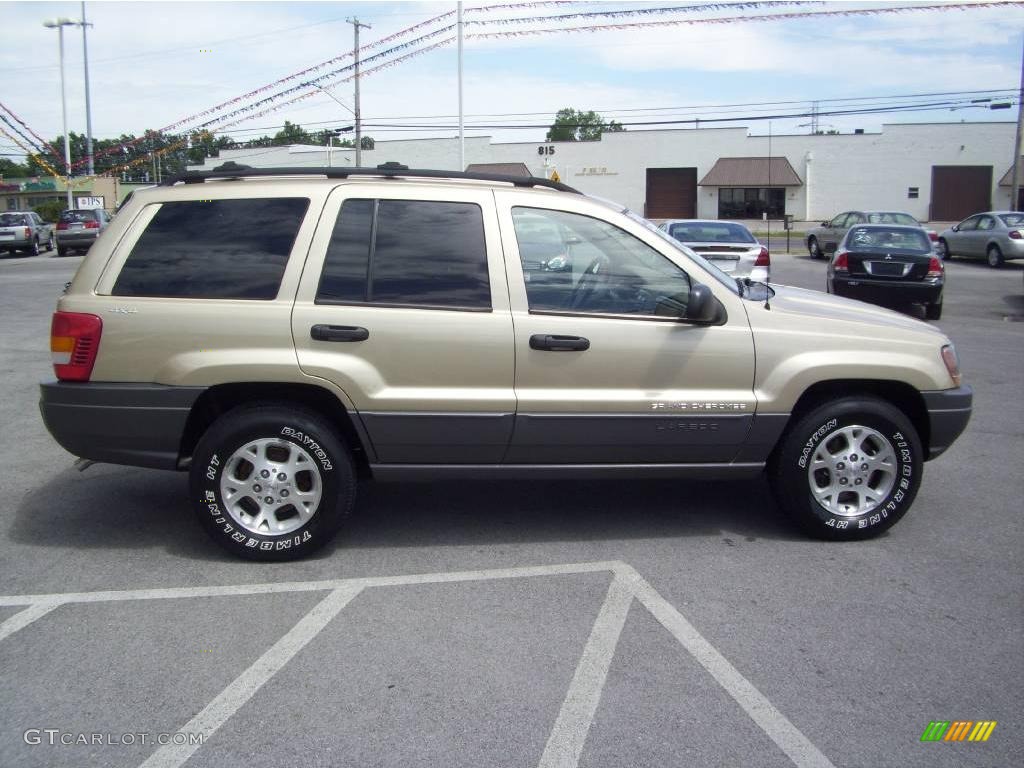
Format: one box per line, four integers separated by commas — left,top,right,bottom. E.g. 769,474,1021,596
866,212,919,225
668,222,756,244
59,210,95,223
620,208,740,295
847,226,931,252
998,213,1024,227
0,213,29,226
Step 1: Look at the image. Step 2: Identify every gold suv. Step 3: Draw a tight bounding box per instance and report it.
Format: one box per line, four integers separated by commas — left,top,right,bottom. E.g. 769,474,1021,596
39,164,972,560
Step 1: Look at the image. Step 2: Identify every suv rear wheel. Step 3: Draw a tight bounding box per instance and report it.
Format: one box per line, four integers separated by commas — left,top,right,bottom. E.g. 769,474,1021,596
769,396,922,539
189,403,355,560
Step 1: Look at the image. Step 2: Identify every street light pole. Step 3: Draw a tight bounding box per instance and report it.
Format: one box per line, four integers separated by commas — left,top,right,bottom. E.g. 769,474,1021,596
1011,33,1023,212
458,1,464,172
80,2,95,176
44,18,75,209
346,17,371,167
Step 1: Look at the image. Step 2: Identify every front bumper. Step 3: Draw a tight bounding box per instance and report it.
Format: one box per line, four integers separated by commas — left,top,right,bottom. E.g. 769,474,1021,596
39,381,205,470
831,276,942,306
922,385,972,460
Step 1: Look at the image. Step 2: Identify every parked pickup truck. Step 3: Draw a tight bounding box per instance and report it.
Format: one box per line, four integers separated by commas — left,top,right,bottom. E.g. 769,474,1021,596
0,211,55,255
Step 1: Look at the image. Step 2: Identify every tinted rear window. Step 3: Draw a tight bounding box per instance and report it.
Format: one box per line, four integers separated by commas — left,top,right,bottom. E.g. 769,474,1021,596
0,214,29,226
669,222,756,244
847,227,931,252
317,198,490,310
113,198,309,299
60,210,97,223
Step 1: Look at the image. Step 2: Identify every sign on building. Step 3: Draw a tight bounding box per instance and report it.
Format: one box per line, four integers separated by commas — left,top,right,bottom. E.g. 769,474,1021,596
76,196,105,210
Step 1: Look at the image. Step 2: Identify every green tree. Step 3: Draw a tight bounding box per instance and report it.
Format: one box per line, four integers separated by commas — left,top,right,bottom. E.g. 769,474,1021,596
0,158,32,178
33,199,65,223
546,108,625,142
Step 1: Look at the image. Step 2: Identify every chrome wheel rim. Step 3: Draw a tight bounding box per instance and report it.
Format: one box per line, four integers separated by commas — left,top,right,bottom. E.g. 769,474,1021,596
220,438,323,536
807,424,897,517
809,240,819,257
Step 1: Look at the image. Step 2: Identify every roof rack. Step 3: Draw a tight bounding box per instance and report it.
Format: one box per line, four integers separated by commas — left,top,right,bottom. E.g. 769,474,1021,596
161,161,581,194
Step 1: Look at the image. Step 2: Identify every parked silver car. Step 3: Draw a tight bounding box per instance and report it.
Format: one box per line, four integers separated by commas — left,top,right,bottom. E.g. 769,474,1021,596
937,211,1024,268
659,219,769,281
55,208,111,256
807,211,936,259
0,211,55,256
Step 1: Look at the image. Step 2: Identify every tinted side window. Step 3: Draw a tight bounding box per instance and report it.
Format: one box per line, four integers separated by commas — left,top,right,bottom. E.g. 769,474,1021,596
317,199,490,310
113,198,309,299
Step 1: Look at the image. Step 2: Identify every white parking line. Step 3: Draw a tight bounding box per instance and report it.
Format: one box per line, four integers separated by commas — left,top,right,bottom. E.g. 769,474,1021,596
538,574,634,768
0,561,836,768
137,585,363,768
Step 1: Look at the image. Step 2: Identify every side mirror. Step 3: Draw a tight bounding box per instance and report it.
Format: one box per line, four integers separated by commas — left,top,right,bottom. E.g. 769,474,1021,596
685,283,722,324
821,221,830,227
951,225,959,232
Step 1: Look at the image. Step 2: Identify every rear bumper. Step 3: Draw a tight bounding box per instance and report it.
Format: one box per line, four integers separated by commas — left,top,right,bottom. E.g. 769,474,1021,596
56,231,99,246
831,276,942,305
39,381,205,470
1,236,32,248
922,385,972,460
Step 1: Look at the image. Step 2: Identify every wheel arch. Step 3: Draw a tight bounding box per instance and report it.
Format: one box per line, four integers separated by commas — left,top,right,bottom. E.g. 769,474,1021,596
776,378,930,456
179,382,374,477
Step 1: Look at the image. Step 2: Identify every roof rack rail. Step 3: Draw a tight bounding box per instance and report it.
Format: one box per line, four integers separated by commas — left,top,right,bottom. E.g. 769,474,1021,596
161,161,581,194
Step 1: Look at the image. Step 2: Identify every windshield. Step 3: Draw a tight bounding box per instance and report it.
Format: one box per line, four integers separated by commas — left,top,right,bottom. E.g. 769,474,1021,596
847,226,931,252
866,212,919,225
668,221,756,244
620,208,740,295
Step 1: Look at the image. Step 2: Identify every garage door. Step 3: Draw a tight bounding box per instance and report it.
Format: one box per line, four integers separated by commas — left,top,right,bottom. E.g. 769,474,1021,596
646,168,697,219
930,166,992,221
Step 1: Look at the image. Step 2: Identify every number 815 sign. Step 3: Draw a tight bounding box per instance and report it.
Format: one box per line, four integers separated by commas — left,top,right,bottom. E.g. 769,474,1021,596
537,145,555,156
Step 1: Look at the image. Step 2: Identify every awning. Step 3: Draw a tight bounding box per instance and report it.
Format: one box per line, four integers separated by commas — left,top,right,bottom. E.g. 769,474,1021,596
698,157,802,187
997,159,1023,186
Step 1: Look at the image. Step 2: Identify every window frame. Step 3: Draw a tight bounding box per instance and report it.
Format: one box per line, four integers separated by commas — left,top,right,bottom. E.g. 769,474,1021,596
314,196,493,313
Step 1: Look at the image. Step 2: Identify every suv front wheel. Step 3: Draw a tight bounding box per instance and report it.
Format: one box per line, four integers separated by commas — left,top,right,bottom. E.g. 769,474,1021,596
769,396,923,539
189,403,356,560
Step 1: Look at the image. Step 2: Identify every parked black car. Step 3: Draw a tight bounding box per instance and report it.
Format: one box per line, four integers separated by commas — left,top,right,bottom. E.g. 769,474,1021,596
827,224,944,319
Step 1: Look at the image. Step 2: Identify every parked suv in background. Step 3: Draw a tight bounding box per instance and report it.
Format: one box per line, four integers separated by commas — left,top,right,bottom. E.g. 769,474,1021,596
0,211,55,255
807,211,936,259
39,164,972,560
55,208,111,256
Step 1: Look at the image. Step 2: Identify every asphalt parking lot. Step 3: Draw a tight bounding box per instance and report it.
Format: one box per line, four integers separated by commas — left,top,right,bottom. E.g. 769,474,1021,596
1,247,1021,768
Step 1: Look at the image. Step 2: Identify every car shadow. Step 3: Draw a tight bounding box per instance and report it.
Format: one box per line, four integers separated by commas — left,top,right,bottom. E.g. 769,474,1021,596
8,464,808,562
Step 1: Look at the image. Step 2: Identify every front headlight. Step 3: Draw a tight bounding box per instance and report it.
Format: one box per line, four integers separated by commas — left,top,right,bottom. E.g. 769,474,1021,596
941,344,961,387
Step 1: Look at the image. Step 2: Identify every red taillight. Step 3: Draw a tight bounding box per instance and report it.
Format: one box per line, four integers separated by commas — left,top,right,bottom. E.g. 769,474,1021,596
51,311,102,381
833,252,849,272
926,256,944,278
84,220,100,229
23,227,31,238
928,231,938,242
1009,230,1022,240
57,222,69,230
754,246,770,267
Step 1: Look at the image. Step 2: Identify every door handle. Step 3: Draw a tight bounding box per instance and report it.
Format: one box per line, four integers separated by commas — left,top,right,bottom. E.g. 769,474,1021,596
310,324,369,342
529,334,590,351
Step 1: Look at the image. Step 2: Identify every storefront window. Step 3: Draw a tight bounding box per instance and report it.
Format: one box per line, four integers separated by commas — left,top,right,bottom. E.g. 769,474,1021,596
718,188,785,219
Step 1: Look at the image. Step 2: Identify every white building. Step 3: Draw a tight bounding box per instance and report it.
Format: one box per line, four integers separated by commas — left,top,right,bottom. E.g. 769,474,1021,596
189,121,1021,223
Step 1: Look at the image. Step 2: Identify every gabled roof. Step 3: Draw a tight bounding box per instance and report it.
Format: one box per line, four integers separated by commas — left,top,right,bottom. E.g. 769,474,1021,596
465,162,531,177
698,157,803,187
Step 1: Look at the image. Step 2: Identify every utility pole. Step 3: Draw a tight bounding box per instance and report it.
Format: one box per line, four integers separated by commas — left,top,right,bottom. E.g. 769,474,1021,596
43,18,75,209
1011,33,1023,212
347,17,371,167
80,2,94,176
458,1,464,171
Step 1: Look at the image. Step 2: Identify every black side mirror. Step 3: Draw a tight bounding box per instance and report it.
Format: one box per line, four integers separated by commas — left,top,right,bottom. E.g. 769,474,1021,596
822,221,830,227
952,225,959,232
685,283,722,324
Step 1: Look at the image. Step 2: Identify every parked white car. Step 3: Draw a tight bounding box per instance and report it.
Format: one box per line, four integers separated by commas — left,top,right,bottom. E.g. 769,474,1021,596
659,219,769,282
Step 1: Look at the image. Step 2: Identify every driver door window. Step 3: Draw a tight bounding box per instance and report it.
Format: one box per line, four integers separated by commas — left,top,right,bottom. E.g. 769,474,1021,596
829,213,849,229
511,207,691,318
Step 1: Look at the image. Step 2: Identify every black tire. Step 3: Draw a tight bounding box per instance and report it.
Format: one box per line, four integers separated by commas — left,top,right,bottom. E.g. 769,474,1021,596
45,233,55,252
808,237,822,260
57,245,68,257
937,238,950,260
986,244,1004,268
769,396,923,540
924,300,942,320
28,238,40,256
189,403,356,560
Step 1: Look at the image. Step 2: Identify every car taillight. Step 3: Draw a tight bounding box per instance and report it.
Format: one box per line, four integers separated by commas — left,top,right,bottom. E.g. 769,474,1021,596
23,227,31,238
51,311,102,381
754,246,770,267
928,231,938,242
1009,230,1022,240
57,221,69,230
833,252,849,272
926,256,944,278
84,220,100,229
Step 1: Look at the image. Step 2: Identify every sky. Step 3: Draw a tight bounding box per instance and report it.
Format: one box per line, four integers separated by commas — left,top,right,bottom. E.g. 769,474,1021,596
1,0,1022,161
